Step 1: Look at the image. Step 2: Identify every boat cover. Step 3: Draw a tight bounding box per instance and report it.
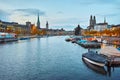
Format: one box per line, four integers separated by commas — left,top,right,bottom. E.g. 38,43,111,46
82,51,106,63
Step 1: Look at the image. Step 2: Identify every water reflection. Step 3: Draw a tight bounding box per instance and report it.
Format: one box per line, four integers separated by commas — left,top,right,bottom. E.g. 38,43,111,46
82,58,120,78
82,58,107,75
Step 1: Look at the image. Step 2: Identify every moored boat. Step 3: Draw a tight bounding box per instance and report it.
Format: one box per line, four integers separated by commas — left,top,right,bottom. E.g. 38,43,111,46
19,37,30,40
82,58,107,75
77,40,101,48
117,47,120,51
65,38,72,42
82,51,106,67
0,32,18,42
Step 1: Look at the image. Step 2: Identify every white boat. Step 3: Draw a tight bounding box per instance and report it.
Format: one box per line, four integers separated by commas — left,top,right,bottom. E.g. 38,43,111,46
83,58,107,75
102,40,107,44
82,51,106,67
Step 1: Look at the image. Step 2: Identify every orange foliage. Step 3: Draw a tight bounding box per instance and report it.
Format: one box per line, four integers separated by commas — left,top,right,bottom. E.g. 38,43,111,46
31,25,38,35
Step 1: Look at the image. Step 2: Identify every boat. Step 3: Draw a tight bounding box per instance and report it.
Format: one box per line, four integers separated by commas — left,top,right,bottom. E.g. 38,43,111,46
77,40,101,48
82,58,107,75
82,42,101,48
117,47,120,51
65,38,72,42
0,32,18,42
19,37,30,40
76,40,87,45
65,36,83,42
82,51,106,67
102,40,107,44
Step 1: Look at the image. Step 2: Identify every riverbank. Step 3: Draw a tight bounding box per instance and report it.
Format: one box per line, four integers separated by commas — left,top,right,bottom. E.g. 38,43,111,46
83,36,120,46
66,35,120,47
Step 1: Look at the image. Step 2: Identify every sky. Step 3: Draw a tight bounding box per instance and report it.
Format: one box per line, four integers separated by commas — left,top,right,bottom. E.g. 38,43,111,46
0,0,120,30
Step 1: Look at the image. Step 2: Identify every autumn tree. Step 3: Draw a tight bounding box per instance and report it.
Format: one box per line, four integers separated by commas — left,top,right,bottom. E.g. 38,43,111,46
31,25,39,35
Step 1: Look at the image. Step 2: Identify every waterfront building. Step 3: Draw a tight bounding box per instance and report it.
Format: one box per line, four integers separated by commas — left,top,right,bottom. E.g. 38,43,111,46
111,24,120,30
0,20,32,35
26,21,32,34
46,28,74,35
94,18,108,31
94,23,108,31
110,24,120,37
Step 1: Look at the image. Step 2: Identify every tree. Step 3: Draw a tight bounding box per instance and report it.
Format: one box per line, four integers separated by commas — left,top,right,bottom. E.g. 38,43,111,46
31,25,39,35
75,24,82,35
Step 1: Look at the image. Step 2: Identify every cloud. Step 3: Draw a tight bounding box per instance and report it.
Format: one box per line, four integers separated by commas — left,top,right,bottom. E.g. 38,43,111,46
0,9,11,20
14,8,46,16
57,11,63,14
52,17,85,24
76,0,119,5
51,25,76,30
49,17,88,30
97,12,120,17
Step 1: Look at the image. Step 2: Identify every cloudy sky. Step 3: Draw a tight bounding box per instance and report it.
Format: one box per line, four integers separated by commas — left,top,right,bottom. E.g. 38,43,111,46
0,0,120,30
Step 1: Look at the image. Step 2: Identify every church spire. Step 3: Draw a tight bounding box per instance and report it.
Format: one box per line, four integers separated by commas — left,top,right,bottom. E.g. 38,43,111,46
37,13,40,29
46,21,49,29
104,17,106,23
93,16,96,24
90,15,93,26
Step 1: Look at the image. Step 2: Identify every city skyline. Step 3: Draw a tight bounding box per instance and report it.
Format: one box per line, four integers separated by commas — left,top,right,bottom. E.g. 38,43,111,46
0,0,120,30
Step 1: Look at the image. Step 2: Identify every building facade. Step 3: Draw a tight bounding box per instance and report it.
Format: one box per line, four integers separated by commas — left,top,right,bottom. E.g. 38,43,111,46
94,23,108,31
0,20,32,35
94,17,108,31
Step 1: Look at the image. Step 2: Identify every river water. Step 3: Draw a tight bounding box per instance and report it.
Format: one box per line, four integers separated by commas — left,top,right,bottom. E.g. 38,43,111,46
0,36,120,80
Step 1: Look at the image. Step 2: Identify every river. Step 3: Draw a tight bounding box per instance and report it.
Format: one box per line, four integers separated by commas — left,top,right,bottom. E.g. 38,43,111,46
0,36,120,80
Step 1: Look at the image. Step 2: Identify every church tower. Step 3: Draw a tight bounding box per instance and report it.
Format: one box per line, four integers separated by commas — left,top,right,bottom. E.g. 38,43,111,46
37,13,40,29
90,15,93,26
93,16,96,25
104,17,106,23
46,21,49,29
89,15,96,30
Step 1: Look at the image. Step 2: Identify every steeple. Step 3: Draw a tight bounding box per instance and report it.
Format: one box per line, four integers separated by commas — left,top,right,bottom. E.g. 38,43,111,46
90,15,93,26
93,16,96,24
89,15,96,30
37,13,40,29
46,21,49,29
90,15,92,20
104,17,106,23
